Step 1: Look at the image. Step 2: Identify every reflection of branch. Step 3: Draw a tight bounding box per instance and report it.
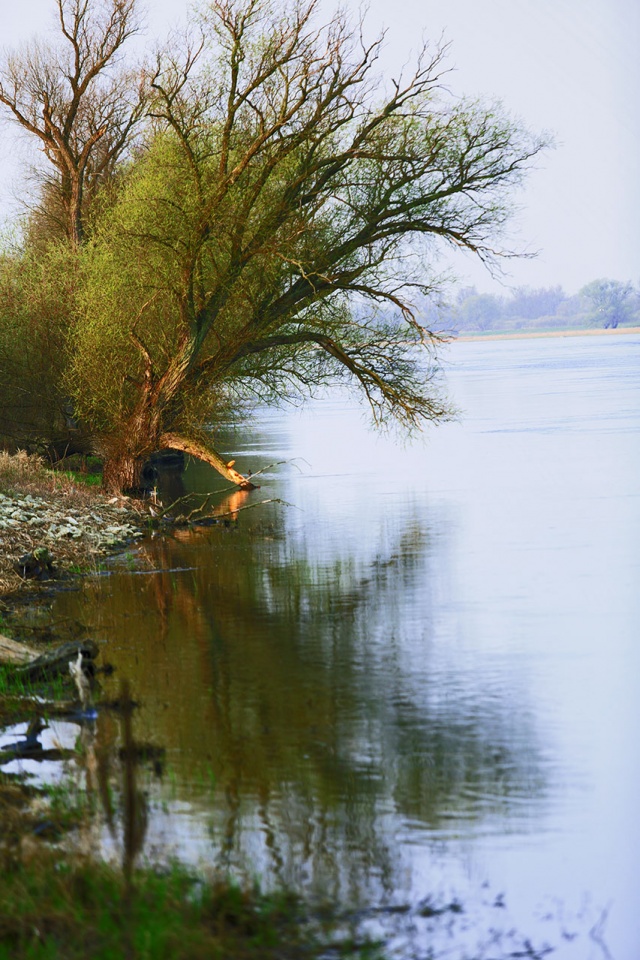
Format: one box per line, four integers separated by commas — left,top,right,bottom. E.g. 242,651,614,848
155,458,308,520
157,493,294,525
185,486,250,522
155,485,247,521
183,497,295,524
201,498,295,522
249,457,310,479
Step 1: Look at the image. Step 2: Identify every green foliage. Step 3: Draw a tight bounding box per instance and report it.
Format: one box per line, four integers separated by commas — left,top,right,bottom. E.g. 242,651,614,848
0,858,376,959
69,134,216,430
0,0,549,487
433,279,640,333
457,292,504,331
0,243,80,452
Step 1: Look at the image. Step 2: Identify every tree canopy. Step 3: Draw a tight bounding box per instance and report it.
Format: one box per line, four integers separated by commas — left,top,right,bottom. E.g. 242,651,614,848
0,0,548,492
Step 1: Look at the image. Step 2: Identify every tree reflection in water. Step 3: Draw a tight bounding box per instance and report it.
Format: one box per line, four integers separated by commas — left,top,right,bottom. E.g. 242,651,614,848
51,476,547,907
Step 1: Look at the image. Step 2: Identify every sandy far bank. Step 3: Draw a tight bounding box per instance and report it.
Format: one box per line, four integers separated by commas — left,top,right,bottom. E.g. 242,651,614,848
453,326,640,343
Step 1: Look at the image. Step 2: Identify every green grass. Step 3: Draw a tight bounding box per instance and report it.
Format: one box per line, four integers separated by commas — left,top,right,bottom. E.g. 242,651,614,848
0,666,74,729
0,666,70,701
56,469,102,487
0,859,379,960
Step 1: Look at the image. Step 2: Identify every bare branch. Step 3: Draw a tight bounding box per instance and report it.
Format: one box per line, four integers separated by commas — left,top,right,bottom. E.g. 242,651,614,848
0,0,146,244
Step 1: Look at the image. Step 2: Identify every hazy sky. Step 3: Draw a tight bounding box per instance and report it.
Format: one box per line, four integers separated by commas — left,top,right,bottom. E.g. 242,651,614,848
0,0,638,295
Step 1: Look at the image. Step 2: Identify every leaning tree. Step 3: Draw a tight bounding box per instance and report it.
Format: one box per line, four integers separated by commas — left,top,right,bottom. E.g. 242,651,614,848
1,0,548,492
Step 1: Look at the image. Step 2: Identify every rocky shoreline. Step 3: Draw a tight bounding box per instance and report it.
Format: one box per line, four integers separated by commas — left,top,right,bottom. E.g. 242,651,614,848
0,484,147,598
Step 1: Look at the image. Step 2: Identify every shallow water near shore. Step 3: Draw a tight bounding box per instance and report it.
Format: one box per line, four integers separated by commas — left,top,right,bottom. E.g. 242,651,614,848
34,334,640,957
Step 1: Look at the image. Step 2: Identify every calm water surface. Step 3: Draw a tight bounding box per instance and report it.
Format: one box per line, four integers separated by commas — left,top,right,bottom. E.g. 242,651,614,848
48,335,640,958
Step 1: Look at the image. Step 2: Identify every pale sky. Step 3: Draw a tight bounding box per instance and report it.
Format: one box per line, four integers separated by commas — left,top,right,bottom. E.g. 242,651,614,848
0,0,638,295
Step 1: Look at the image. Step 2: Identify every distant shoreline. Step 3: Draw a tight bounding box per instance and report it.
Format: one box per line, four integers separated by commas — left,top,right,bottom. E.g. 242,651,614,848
453,326,640,343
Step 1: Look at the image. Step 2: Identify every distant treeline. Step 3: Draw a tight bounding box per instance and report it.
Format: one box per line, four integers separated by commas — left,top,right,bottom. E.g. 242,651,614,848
423,279,640,334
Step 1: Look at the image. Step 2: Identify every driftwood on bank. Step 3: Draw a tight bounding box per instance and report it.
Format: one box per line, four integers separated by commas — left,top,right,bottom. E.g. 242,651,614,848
17,640,99,683
0,635,98,680
0,634,39,665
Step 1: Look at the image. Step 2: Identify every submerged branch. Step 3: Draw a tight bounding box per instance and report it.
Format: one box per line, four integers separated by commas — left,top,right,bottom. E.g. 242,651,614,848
159,432,257,488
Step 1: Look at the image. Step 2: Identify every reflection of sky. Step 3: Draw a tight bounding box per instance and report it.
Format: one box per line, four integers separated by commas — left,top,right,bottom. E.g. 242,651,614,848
242,334,640,955
420,336,640,958
0,718,89,784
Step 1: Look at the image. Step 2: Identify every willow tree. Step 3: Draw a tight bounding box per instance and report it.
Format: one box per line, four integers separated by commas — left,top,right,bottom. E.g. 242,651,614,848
64,0,545,492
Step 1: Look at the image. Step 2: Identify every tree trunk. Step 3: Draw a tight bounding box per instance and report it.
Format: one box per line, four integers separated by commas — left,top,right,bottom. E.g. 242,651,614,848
0,635,39,665
99,405,160,494
102,450,147,494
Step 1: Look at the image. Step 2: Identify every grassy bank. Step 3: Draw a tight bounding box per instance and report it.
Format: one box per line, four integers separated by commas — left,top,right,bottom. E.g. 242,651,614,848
0,855,370,960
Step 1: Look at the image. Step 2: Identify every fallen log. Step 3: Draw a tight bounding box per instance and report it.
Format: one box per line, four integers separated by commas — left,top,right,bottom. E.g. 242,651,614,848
0,634,40,665
16,640,99,683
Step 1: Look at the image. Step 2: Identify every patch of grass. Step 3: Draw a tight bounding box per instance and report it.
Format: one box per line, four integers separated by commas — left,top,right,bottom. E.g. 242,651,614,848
50,455,103,488
0,667,35,700
0,858,375,960
57,469,103,488
0,450,101,502
0,450,50,494
0,666,70,702
67,558,106,576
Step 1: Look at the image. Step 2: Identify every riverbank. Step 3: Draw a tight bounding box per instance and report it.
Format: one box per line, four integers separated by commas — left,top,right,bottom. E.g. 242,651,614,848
0,454,343,960
455,324,640,342
0,451,147,600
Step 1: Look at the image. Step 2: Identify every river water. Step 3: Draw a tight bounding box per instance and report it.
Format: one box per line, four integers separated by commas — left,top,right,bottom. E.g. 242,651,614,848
45,334,640,958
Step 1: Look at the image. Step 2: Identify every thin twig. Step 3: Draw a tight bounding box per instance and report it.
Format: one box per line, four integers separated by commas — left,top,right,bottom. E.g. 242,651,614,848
191,497,296,522
154,457,308,520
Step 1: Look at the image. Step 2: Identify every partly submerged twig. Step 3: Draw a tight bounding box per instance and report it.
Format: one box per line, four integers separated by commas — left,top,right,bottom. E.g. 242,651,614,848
196,497,297,521
247,457,310,480
154,458,309,521
184,494,215,523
